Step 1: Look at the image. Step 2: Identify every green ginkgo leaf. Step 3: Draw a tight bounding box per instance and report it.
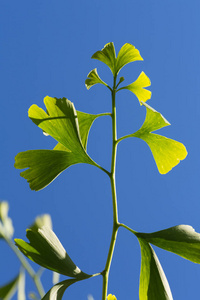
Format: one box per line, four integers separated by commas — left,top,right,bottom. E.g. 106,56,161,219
138,238,173,300
15,226,91,279
14,97,108,191
92,42,143,76
41,279,78,300
136,225,200,264
130,102,187,174
85,68,108,90
118,71,151,104
92,42,116,74
115,43,143,75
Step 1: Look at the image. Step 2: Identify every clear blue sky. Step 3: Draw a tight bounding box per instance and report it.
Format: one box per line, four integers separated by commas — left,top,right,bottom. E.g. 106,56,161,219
1,1,200,299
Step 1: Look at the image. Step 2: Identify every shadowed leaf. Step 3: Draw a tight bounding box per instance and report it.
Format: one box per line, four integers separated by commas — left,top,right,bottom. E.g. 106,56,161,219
136,225,200,264
41,279,78,300
138,238,173,300
15,226,91,279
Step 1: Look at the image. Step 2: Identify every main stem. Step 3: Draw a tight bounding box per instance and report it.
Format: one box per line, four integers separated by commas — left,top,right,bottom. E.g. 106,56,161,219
102,75,119,300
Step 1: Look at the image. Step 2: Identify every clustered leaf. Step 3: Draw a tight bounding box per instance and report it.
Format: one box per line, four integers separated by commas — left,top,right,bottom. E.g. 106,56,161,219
15,226,91,279
13,42,189,300
14,97,104,191
92,42,143,76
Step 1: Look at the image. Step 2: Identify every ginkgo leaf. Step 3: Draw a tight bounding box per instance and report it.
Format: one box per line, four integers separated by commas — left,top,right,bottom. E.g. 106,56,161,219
138,238,173,300
118,72,151,103
92,42,143,76
115,43,143,75
77,110,109,150
92,42,116,75
85,68,108,90
130,102,187,174
28,97,84,153
14,97,108,191
15,149,93,191
15,226,91,279
136,225,200,264
41,279,78,300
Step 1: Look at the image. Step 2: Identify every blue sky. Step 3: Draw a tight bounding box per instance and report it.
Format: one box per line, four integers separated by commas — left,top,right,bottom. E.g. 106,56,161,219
1,1,200,299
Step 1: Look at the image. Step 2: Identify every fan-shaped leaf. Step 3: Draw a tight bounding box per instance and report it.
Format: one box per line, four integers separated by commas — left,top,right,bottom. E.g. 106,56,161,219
15,226,91,279
130,102,187,174
136,225,200,264
92,42,116,74
92,42,143,76
115,43,143,75
85,68,108,90
138,238,173,300
14,97,107,191
118,72,151,103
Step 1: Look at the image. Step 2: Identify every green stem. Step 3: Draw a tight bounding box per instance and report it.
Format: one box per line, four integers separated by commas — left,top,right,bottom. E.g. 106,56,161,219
119,223,137,235
4,236,45,298
102,75,119,300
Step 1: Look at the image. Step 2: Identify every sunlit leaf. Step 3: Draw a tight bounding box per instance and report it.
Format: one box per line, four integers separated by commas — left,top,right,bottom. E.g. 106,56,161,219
130,102,187,174
138,238,173,300
118,72,151,103
0,201,14,239
28,97,84,152
92,42,143,76
136,225,200,264
0,275,19,300
92,42,116,74
15,226,91,279
41,279,77,300
15,150,93,191
115,43,143,75
14,97,105,191
85,68,108,90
